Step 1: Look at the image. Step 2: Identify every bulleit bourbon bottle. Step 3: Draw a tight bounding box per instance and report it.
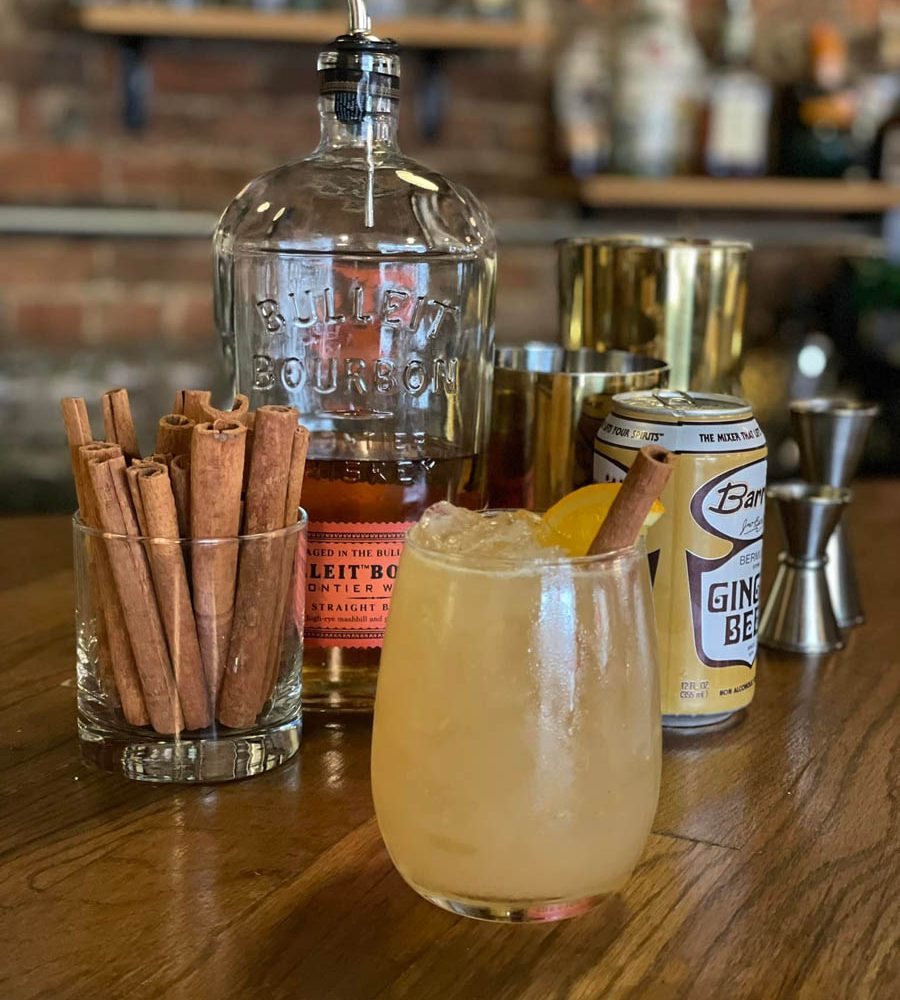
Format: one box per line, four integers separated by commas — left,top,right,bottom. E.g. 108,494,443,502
213,0,497,710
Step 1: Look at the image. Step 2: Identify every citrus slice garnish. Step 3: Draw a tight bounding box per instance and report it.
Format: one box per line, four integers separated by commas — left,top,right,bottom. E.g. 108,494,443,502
542,483,665,557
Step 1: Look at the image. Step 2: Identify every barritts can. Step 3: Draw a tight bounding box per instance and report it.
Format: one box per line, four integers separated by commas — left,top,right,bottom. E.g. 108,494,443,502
594,390,768,727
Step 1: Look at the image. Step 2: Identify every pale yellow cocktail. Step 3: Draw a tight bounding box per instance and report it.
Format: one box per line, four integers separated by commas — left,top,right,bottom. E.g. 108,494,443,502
371,503,661,922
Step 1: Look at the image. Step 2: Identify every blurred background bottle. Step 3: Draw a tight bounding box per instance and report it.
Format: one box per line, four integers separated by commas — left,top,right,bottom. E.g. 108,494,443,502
611,0,706,177
553,0,612,178
777,19,859,178
704,0,772,177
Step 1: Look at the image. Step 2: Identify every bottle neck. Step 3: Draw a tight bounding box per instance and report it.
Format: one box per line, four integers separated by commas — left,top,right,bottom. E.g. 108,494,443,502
316,97,400,152
722,0,755,66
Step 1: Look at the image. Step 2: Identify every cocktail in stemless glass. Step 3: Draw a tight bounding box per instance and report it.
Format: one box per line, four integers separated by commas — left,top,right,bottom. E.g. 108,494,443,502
371,505,661,922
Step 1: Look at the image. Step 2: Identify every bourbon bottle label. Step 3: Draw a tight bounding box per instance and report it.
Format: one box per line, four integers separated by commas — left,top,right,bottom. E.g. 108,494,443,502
304,521,414,649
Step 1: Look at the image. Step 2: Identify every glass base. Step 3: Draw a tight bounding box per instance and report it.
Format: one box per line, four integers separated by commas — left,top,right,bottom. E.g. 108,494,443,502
78,715,302,783
412,884,610,923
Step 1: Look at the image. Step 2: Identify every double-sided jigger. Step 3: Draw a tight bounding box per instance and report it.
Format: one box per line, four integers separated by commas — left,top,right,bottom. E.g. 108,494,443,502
760,483,851,654
789,398,879,628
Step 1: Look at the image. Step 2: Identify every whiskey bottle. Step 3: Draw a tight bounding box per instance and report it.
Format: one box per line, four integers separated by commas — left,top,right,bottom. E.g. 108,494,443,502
611,0,706,177
213,0,497,711
704,0,772,177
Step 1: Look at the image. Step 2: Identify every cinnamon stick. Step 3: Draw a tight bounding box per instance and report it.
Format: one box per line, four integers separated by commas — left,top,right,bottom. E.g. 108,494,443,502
136,465,211,730
589,446,676,555
60,398,93,509
101,388,141,463
86,452,183,734
242,410,256,492
200,394,251,426
155,414,194,458
260,424,310,711
61,402,120,711
74,441,148,725
124,461,151,537
174,390,211,425
190,419,247,701
169,454,191,539
218,406,298,728
75,443,150,726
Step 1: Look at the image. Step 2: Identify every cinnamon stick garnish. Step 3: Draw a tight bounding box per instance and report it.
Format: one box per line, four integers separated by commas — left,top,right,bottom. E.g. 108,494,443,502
101,388,141,463
190,419,247,701
174,390,212,425
218,406,298,728
260,424,310,711
589,446,676,555
136,465,210,730
86,452,183,734
155,414,194,458
169,454,191,539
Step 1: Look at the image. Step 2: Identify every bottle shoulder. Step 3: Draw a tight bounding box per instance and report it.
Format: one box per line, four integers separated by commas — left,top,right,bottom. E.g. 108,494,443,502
214,151,496,259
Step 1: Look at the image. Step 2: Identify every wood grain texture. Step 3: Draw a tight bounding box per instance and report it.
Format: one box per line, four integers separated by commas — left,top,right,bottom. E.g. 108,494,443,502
1,485,898,999
74,4,551,50
579,175,900,214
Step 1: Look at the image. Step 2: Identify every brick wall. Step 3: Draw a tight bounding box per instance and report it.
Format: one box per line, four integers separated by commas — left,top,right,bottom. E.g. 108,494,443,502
1,1,567,508
0,2,561,367
0,1,888,508
0,0,887,361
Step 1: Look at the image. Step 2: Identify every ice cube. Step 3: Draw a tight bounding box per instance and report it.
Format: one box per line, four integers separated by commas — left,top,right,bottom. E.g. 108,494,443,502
411,503,564,561
411,502,483,554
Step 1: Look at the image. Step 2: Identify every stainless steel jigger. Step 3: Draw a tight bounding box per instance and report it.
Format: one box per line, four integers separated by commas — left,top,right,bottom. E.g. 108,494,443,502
759,483,851,654
789,399,879,627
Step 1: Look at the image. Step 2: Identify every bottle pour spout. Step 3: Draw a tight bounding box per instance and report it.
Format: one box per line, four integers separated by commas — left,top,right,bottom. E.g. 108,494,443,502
348,0,372,36
319,0,400,126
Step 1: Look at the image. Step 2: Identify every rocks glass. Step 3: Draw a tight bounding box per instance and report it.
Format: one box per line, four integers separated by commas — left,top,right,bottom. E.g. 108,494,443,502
74,513,307,782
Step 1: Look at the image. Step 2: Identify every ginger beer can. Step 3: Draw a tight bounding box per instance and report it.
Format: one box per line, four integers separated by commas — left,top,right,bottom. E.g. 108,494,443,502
594,390,767,727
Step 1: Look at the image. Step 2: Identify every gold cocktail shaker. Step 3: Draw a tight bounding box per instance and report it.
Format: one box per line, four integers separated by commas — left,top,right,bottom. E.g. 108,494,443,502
558,237,751,393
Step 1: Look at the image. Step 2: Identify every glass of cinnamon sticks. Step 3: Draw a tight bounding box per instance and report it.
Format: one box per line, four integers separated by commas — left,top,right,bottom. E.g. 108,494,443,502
64,388,309,782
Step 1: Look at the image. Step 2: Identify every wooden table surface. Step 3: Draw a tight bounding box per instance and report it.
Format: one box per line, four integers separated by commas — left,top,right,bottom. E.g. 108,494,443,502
2,482,898,1000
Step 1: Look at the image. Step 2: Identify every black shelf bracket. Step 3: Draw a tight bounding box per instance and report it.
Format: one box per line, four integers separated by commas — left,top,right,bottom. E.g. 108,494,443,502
120,35,150,131
416,48,447,142
115,34,449,140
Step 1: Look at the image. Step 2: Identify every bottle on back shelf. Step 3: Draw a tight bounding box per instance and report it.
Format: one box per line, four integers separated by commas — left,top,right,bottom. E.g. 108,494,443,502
873,101,900,184
213,0,497,711
869,8,900,184
704,0,773,177
777,20,860,178
553,0,612,178
611,0,706,177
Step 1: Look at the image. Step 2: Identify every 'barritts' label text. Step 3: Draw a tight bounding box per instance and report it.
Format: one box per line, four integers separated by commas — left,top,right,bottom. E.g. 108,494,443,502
686,457,767,668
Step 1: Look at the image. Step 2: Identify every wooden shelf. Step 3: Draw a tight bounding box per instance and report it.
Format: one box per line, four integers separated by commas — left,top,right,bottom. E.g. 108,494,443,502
579,176,900,215
73,3,551,49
